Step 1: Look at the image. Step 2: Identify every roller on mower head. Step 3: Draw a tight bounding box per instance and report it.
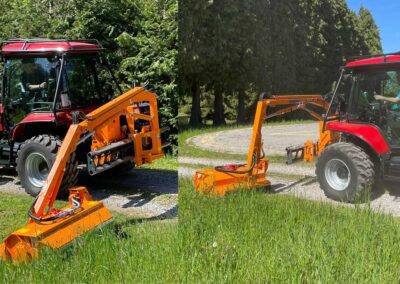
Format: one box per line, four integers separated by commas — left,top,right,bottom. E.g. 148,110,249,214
0,86,163,262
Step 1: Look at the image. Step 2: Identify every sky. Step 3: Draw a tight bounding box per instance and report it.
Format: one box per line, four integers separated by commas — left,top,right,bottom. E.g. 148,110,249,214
346,0,400,53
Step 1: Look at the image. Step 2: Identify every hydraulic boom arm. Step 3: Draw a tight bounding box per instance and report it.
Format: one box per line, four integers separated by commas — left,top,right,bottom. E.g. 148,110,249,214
193,93,337,195
193,94,271,196
265,94,329,121
1,87,163,262
262,94,338,164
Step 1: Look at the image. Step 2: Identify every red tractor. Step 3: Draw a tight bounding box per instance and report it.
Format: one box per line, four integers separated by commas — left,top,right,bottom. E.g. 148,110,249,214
316,52,400,202
0,39,130,196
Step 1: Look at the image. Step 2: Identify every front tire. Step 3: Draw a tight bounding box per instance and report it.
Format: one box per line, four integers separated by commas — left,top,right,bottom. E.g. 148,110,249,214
16,135,79,197
316,142,375,203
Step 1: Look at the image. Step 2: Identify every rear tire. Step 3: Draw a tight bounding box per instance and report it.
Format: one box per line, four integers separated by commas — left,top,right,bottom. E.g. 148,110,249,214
16,135,79,197
316,142,375,203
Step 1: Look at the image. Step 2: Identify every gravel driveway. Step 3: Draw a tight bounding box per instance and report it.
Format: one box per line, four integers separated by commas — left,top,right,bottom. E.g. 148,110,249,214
189,123,319,155
0,168,178,219
181,123,400,217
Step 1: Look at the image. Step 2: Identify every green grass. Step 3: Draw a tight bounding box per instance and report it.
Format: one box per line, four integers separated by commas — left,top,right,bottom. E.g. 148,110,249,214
178,178,400,282
179,125,248,160
3,177,400,282
142,155,178,171
178,123,297,163
0,193,68,239
0,156,178,282
0,192,178,283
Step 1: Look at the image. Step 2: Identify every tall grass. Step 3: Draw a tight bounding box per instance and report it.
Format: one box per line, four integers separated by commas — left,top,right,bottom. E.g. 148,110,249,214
0,192,178,282
4,177,400,282
179,178,400,282
0,153,179,283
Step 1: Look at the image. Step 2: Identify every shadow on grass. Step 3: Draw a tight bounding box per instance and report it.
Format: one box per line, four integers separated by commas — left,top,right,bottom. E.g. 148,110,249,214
384,181,400,199
269,176,314,194
80,167,177,194
268,175,398,203
78,167,178,219
110,205,178,239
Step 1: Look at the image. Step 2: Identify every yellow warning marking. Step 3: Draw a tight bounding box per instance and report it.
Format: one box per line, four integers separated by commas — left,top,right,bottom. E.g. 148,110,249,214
16,228,31,234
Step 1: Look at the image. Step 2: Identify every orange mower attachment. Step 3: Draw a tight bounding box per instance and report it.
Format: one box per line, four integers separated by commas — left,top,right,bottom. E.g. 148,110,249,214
0,87,163,262
193,95,272,196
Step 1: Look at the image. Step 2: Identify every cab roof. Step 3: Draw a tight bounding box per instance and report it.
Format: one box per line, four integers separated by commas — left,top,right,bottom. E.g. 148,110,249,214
345,52,400,68
0,39,103,56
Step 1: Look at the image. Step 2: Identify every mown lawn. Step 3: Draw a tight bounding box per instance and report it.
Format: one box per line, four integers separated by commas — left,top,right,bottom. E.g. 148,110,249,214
0,192,178,283
178,121,312,162
179,178,400,283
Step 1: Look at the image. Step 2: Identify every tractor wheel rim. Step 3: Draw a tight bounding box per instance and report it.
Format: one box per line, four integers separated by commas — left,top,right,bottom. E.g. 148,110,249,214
25,152,50,188
325,158,351,191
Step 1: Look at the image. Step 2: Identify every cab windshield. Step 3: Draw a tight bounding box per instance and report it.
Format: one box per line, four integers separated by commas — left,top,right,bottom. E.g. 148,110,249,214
3,55,113,125
60,56,109,109
4,57,58,123
349,67,400,147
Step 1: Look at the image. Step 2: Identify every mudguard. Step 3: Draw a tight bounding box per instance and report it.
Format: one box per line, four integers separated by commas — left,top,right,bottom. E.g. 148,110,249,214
326,121,391,155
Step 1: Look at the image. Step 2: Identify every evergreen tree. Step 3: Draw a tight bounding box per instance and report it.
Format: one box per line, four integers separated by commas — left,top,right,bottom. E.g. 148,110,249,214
357,6,382,54
0,0,178,152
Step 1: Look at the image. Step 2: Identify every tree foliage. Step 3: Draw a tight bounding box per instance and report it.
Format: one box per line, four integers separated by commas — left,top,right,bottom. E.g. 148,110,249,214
0,0,177,153
179,0,382,126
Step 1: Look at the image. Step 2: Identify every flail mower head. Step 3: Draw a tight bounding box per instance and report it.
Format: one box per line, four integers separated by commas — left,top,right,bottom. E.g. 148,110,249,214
0,187,112,262
193,96,272,196
193,159,271,196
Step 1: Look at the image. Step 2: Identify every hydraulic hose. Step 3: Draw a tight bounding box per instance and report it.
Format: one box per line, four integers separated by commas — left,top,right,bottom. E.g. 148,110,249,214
214,153,257,174
28,197,81,223
214,147,265,174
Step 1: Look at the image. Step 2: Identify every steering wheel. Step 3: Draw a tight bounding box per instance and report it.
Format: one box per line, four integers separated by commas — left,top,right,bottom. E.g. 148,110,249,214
362,91,375,104
361,91,390,126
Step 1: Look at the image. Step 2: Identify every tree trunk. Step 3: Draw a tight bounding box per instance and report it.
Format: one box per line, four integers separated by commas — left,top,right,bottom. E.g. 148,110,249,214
236,89,246,124
189,80,202,126
213,87,225,126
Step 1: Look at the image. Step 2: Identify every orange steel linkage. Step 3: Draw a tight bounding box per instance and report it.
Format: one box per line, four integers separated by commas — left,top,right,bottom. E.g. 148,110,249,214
0,87,163,262
193,93,338,195
265,94,337,163
193,95,271,196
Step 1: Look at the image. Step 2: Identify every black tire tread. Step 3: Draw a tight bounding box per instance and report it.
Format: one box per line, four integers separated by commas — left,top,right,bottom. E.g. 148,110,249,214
16,135,79,197
316,142,375,202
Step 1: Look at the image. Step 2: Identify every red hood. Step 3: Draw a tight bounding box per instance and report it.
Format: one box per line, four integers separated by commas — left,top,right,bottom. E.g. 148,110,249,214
20,112,56,123
11,106,99,141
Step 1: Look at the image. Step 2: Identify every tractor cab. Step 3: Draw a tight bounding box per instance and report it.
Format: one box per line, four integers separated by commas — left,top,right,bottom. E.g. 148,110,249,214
0,39,114,136
317,53,400,202
328,54,400,150
0,39,120,196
